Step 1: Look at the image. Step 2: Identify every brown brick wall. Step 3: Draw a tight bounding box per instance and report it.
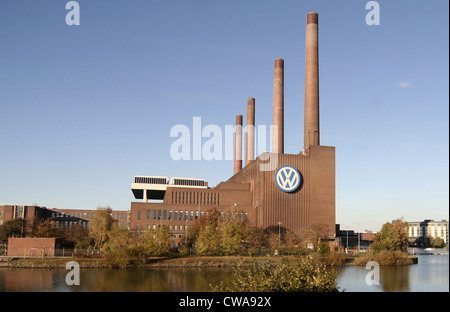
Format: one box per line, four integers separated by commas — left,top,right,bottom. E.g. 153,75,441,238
7,237,57,257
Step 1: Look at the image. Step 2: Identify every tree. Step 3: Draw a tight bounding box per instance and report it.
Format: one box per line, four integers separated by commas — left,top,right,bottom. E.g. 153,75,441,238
62,224,91,249
372,219,409,253
432,237,444,248
32,219,60,238
142,226,172,256
242,226,266,256
89,206,115,250
219,209,246,255
299,223,329,252
0,218,28,241
196,224,222,255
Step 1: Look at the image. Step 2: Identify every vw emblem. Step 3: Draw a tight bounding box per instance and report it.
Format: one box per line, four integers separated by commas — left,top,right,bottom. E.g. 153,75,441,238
275,165,301,192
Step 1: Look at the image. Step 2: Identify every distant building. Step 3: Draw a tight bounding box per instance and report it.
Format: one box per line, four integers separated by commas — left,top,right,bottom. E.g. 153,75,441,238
0,205,130,234
407,219,449,247
335,224,377,251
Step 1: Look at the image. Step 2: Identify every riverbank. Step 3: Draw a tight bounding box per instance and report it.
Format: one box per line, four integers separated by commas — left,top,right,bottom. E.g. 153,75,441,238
0,252,418,269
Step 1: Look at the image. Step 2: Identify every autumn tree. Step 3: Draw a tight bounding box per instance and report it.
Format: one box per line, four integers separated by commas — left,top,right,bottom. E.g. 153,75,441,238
63,224,91,249
142,225,172,256
196,224,222,255
89,206,115,250
298,223,329,252
32,219,60,238
0,218,28,241
372,219,409,253
219,210,247,255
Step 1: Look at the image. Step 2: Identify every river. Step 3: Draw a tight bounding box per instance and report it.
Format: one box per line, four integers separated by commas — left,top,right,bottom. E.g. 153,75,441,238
0,255,448,292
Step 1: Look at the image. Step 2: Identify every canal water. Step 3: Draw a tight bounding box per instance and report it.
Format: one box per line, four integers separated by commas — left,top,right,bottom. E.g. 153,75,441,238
0,255,448,292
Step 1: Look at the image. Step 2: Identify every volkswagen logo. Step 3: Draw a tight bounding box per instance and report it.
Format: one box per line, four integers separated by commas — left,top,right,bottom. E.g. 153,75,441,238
275,165,302,192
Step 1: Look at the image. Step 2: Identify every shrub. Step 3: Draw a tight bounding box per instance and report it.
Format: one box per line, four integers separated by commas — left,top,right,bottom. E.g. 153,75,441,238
211,256,338,292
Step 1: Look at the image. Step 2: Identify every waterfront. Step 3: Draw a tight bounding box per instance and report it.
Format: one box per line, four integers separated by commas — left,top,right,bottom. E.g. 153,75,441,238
0,255,447,292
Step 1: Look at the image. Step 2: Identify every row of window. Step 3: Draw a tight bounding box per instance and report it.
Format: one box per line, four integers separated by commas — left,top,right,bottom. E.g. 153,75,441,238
146,224,188,232
171,191,219,205
135,177,168,184
51,211,128,221
172,179,205,186
137,209,248,222
54,220,89,228
52,212,94,219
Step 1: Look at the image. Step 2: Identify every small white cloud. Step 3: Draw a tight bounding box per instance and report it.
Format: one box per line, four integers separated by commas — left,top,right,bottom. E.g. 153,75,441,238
398,82,411,88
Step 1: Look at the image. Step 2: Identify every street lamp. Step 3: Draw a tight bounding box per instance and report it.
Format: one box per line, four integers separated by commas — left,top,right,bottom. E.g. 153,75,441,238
278,222,282,255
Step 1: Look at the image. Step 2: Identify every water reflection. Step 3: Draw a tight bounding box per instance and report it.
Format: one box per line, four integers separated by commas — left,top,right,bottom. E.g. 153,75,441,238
63,268,235,292
334,255,449,292
0,255,448,292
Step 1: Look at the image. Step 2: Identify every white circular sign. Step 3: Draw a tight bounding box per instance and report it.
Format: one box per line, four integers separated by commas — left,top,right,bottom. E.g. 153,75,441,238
275,165,301,192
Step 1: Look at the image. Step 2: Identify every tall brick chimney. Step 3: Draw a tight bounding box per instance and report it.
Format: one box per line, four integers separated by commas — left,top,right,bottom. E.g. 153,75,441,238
234,114,243,174
272,58,284,154
304,12,320,150
246,98,255,166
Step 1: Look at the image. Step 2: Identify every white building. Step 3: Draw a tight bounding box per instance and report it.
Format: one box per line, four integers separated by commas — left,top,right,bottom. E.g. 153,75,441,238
407,219,449,247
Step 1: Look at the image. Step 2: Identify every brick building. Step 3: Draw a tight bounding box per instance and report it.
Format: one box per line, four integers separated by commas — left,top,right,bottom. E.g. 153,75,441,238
0,205,130,234
7,237,58,257
129,12,336,241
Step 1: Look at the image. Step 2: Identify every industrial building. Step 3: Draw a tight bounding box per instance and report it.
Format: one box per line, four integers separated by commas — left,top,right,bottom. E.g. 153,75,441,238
130,12,336,240
1,12,336,246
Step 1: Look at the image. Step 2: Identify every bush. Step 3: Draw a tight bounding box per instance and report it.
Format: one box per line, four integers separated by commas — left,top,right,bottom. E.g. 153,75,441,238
105,246,147,268
211,256,338,292
352,250,413,266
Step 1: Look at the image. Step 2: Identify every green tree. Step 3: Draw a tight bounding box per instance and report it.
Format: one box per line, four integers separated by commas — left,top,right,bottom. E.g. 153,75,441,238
372,219,409,252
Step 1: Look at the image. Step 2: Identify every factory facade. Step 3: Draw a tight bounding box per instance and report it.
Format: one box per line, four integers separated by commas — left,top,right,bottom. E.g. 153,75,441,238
130,12,336,239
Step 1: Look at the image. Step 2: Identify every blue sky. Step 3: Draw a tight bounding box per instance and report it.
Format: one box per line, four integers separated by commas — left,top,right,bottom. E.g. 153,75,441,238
0,0,448,232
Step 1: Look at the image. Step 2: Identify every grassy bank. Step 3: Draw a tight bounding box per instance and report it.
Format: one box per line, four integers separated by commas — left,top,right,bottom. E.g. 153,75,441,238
2,256,277,269
1,251,417,269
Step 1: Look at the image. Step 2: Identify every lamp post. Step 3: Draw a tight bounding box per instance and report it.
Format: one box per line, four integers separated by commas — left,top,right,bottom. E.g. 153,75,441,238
278,222,282,255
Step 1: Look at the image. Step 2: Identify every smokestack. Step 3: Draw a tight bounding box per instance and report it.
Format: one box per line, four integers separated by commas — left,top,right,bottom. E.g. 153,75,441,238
234,114,243,174
246,98,255,166
272,58,284,154
304,12,320,150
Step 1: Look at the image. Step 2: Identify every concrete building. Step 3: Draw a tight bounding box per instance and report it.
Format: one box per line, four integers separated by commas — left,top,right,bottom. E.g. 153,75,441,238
407,219,449,247
130,12,336,240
